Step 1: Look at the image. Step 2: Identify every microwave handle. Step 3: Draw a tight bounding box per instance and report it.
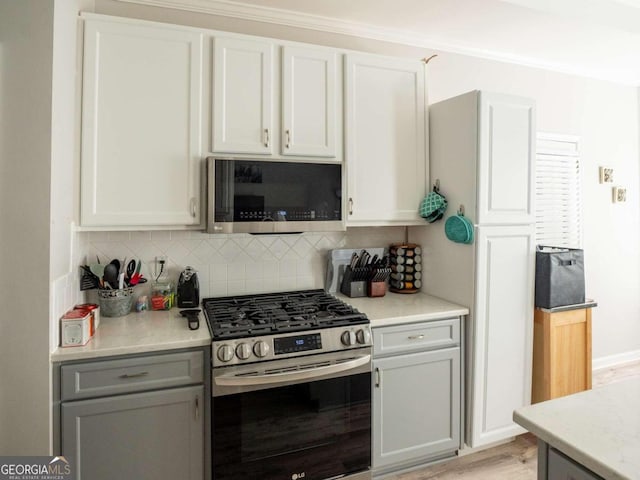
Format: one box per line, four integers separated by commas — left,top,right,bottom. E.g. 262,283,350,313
215,354,370,387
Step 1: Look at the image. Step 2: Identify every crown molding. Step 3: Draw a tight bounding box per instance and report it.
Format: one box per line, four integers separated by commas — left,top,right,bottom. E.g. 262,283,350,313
116,0,640,85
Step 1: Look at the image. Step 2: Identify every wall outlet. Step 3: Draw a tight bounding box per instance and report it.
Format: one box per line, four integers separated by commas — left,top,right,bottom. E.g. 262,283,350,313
154,256,167,278
599,166,614,184
612,186,627,203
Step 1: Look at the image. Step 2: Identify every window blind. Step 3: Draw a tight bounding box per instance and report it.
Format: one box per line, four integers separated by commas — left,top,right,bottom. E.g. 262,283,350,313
535,133,582,248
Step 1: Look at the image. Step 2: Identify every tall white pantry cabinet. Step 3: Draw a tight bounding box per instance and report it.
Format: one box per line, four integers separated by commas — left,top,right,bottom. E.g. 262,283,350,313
419,91,536,448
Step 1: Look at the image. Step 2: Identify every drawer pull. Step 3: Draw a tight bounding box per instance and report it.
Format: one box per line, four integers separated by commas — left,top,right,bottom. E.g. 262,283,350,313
408,334,425,340
195,395,200,420
119,371,150,379
375,367,381,388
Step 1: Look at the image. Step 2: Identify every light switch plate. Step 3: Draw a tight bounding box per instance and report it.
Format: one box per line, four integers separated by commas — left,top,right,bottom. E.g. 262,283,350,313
599,167,614,183
613,186,627,203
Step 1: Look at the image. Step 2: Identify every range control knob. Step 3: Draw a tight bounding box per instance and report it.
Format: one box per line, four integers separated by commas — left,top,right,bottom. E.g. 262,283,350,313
341,330,357,346
253,340,270,358
236,343,252,360
356,329,371,345
217,344,234,363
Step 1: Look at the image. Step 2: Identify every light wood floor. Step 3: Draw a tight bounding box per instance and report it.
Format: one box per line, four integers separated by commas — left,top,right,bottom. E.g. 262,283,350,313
391,360,640,480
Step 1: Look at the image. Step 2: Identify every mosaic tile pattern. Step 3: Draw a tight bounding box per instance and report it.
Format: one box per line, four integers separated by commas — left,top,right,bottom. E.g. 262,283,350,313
80,227,405,298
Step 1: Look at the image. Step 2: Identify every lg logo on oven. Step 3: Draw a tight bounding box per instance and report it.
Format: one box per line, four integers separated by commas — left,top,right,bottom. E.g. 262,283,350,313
291,473,306,480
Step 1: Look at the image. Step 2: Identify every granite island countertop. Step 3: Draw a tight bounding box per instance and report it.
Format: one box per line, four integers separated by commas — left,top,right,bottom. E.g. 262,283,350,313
51,309,211,362
514,378,640,480
337,292,469,327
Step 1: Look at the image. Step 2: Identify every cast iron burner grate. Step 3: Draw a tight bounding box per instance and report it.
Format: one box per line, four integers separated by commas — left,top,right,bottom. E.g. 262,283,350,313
202,289,368,340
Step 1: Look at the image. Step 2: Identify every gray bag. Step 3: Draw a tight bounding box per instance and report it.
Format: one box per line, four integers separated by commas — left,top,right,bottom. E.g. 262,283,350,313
535,246,585,309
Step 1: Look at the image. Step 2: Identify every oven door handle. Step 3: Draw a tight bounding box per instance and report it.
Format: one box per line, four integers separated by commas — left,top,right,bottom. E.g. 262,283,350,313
215,354,371,387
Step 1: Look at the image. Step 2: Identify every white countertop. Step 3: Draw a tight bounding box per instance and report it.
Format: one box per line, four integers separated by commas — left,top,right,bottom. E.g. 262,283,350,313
337,292,468,327
514,378,640,480
51,292,467,362
51,310,211,362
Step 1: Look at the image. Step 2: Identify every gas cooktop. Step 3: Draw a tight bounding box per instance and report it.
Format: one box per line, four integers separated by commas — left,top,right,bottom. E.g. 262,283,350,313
202,289,368,340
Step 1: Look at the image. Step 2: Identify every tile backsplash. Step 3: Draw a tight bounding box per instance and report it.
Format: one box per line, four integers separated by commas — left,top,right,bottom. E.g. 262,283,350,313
80,227,407,299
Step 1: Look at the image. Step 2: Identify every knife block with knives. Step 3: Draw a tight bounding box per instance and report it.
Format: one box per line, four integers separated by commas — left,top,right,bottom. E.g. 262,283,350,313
339,250,391,298
340,268,367,297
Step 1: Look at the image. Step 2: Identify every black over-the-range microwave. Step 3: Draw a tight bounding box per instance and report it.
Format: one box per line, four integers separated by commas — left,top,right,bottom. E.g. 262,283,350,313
206,157,345,234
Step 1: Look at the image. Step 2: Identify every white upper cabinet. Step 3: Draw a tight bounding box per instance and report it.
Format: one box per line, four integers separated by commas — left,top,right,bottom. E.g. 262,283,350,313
282,47,337,157
212,39,339,159
213,37,273,154
427,90,535,226
345,54,426,225
477,92,535,225
80,17,203,228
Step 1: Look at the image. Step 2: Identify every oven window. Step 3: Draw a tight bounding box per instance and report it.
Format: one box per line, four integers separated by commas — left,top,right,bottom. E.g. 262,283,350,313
213,372,371,480
214,159,342,223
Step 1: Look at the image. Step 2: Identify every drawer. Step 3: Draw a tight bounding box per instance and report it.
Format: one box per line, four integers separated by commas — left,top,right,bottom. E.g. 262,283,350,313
61,350,204,400
373,318,460,357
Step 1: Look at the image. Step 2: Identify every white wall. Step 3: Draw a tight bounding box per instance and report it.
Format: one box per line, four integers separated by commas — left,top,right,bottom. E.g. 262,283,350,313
0,0,54,455
94,0,640,362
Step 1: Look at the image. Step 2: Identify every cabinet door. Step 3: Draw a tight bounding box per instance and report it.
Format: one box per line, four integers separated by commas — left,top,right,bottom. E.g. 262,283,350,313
345,54,426,225
213,37,273,154
469,225,535,447
81,18,203,227
373,348,460,469
62,386,204,480
477,92,535,225
282,46,337,157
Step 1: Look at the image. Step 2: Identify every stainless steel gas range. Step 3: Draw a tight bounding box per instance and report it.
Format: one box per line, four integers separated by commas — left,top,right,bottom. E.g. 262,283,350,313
203,289,372,480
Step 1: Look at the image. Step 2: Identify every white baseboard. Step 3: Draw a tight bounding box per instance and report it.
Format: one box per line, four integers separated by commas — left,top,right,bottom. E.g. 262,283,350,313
458,437,515,457
592,350,640,371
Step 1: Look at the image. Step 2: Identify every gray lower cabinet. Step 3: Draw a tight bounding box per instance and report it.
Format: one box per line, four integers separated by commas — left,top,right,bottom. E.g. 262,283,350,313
540,442,603,480
57,349,207,480
372,318,463,474
62,386,203,480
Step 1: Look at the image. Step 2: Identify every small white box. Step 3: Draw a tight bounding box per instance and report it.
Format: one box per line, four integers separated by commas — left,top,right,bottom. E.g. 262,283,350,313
60,310,92,347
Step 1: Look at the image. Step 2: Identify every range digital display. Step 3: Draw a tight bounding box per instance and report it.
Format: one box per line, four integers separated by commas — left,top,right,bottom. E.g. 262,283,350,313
274,333,322,355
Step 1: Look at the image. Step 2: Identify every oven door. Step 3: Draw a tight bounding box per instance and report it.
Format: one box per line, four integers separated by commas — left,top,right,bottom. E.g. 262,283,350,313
212,349,372,480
